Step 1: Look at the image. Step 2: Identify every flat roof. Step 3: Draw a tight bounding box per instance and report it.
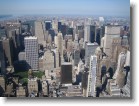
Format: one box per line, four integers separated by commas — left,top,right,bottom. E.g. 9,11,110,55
61,62,72,65
87,42,98,46
24,36,37,39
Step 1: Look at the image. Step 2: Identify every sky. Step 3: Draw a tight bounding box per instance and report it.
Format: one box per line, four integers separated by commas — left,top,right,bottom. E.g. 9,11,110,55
0,0,130,17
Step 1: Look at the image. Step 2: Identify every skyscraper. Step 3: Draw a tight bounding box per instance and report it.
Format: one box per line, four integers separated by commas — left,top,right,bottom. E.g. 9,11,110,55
24,36,38,71
85,42,98,67
35,21,46,47
0,40,6,75
57,32,63,56
61,62,72,84
103,25,121,58
90,25,96,43
45,21,52,30
84,25,90,46
87,55,97,97
2,38,14,67
74,50,80,66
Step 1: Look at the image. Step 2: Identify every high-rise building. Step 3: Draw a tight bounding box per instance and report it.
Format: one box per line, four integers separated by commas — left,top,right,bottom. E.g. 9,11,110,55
113,52,126,79
95,27,101,45
2,38,14,67
84,25,90,46
54,48,60,68
60,24,67,38
61,62,72,84
57,32,63,56
58,22,62,32
43,50,54,71
45,21,52,30
84,25,96,47
111,36,122,60
87,55,97,97
24,36,38,71
103,25,121,58
0,40,6,75
73,50,80,66
35,21,46,46
90,25,96,43
85,42,98,67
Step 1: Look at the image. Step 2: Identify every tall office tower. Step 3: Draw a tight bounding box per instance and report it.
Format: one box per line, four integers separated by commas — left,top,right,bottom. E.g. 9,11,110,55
90,25,96,43
28,77,38,96
52,20,58,30
76,25,84,39
111,36,122,60
35,21,46,47
67,39,73,53
84,25,90,46
84,25,96,47
67,28,73,35
82,67,89,97
0,40,6,75
58,22,62,32
79,38,84,49
87,55,97,97
121,35,129,47
73,50,80,66
57,32,63,56
78,29,84,39
61,62,72,84
2,38,14,67
60,24,67,38
43,50,54,71
95,28,101,45
103,25,121,58
124,51,130,67
99,17,104,27
24,36,38,71
85,42,98,67
54,48,60,68
48,29,56,41
74,34,79,50
45,21,52,30
113,52,126,79
54,35,58,47
100,26,105,37
101,37,105,48
6,22,21,38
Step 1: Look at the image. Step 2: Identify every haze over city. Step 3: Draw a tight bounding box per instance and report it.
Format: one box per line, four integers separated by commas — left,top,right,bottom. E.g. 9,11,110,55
0,0,130,17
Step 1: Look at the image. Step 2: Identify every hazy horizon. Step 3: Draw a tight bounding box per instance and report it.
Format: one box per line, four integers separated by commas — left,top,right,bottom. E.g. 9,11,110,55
0,0,130,17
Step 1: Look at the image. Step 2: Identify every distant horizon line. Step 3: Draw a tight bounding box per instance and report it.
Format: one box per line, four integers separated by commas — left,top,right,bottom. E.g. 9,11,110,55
0,14,130,18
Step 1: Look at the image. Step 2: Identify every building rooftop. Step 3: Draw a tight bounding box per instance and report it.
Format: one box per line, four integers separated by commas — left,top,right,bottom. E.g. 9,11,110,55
61,62,72,65
24,36,37,39
87,42,98,46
